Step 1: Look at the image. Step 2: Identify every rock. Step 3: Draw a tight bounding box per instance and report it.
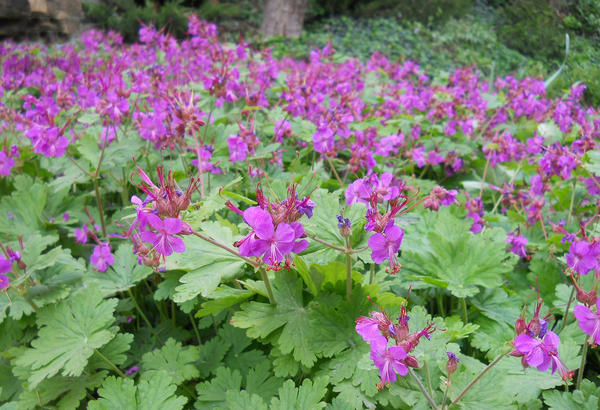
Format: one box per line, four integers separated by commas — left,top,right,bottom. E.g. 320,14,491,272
0,0,83,40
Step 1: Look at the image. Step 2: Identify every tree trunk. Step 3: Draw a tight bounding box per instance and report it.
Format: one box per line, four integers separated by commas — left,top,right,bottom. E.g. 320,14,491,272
260,0,308,39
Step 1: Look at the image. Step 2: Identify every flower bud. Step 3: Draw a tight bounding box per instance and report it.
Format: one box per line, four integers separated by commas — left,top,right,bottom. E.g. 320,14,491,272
336,215,351,238
446,352,460,375
576,288,598,307
528,316,541,337
515,316,527,334
405,355,420,368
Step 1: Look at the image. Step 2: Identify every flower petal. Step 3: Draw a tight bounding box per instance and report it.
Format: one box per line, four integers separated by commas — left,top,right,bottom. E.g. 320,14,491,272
163,217,183,235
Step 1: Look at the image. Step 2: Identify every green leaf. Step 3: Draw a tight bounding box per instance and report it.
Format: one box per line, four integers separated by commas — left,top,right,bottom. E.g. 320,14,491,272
197,338,232,378
141,338,200,385
88,333,133,371
220,390,267,410
165,222,247,303
471,317,514,360
15,285,118,387
0,175,47,235
174,260,245,303
196,286,254,318
471,288,522,325
543,379,600,410
196,367,243,408
400,209,517,298
16,372,106,410
245,362,284,402
232,271,316,367
269,377,329,410
86,244,153,295
88,371,187,410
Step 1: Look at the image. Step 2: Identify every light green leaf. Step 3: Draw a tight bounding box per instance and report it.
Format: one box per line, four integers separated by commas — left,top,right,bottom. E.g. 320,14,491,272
195,367,243,408
86,244,153,295
269,377,329,410
88,371,187,410
141,338,200,385
400,209,517,298
14,286,118,387
196,286,254,318
219,390,267,410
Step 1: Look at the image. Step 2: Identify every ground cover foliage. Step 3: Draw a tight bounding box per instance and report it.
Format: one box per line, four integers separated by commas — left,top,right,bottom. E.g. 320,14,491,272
1,16,600,409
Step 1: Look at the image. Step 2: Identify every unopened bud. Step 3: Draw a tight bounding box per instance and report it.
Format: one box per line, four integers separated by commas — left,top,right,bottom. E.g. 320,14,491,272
515,316,527,334
528,316,541,337
336,215,351,237
446,352,460,375
576,288,598,307
405,355,420,368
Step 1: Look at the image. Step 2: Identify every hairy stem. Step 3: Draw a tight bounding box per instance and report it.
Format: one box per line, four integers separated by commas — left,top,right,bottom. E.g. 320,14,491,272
94,349,126,378
479,157,490,199
567,178,577,225
450,353,505,406
441,375,451,410
577,337,589,390
189,313,201,345
128,289,162,346
309,235,346,252
259,268,276,305
408,368,439,410
325,155,343,186
345,237,352,303
561,286,576,332
192,231,258,267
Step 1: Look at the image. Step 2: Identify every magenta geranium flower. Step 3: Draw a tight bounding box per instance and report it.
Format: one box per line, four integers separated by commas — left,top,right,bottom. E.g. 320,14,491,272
0,255,12,273
566,240,600,275
140,214,185,257
0,151,15,176
514,330,572,379
370,338,408,390
74,224,89,244
0,273,9,290
90,243,114,272
356,312,390,346
574,300,600,346
237,207,295,265
368,222,404,268
506,232,528,258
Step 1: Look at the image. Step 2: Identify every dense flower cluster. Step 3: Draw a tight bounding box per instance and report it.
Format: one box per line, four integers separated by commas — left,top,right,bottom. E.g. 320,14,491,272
356,299,437,391
124,165,197,267
230,186,314,267
511,300,573,381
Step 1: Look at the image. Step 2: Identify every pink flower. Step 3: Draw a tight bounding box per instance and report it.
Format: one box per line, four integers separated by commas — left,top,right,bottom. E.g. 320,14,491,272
370,338,408,390
74,224,89,244
237,207,295,265
506,232,528,258
91,243,114,272
566,240,600,275
345,179,371,206
0,151,15,176
368,223,404,269
514,330,572,380
0,255,12,273
574,300,600,346
0,273,9,290
140,214,185,257
356,311,390,346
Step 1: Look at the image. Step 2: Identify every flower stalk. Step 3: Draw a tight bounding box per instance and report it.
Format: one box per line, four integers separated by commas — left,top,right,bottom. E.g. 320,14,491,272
450,353,506,406
408,368,439,410
576,336,589,389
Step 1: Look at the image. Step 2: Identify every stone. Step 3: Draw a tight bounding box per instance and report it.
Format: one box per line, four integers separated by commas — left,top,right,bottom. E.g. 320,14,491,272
0,0,83,40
